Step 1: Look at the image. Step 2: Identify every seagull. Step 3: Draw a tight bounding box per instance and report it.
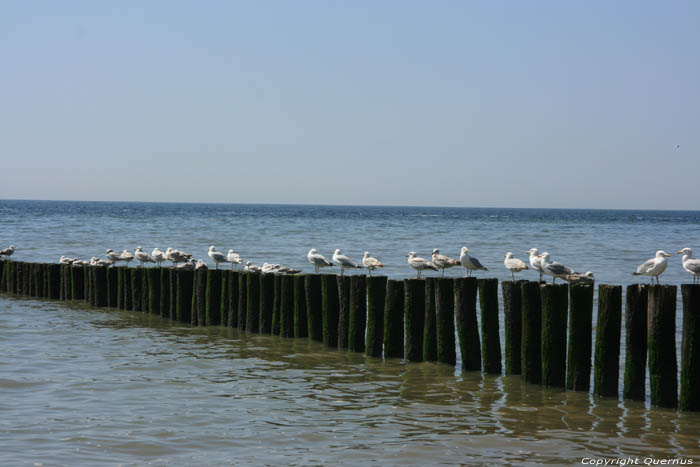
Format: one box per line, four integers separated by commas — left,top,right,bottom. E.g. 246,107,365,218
177,259,196,270
166,247,192,267
307,248,334,273
195,260,208,270
563,271,595,285
677,248,700,284
60,256,74,265
244,261,262,273
504,252,529,281
332,249,361,276
407,251,438,278
261,263,302,275
105,249,122,266
526,248,544,281
151,248,167,267
227,250,243,269
362,252,384,276
459,246,488,277
208,246,227,269
539,252,574,284
134,246,155,267
633,250,671,285
90,257,112,267
431,248,460,277
0,245,14,260
72,259,89,266
119,249,134,267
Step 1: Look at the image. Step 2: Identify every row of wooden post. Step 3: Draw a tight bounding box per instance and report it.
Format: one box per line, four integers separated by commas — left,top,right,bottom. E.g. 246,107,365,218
1,260,699,411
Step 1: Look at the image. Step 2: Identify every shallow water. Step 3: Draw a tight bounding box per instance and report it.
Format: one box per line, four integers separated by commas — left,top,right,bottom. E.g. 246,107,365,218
1,296,699,465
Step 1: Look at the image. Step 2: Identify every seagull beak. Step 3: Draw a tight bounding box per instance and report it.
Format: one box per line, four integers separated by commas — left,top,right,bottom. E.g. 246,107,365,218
664,253,671,257
676,250,683,254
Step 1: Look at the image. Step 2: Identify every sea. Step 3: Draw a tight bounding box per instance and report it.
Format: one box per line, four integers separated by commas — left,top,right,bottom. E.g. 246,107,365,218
1,200,699,465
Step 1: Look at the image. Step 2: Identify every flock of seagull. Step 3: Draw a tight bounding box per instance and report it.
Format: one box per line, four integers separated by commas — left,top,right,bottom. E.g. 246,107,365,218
1,243,699,284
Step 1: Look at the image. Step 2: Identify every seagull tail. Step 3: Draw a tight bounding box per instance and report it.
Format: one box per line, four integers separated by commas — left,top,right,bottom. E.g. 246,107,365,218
632,272,641,276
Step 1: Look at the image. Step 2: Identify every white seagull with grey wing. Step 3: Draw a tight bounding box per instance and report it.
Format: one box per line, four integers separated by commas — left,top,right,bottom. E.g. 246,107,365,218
407,251,438,278
526,248,544,281
134,246,155,267
459,246,488,277
332,249,361,276
307,248,334,273
504,252,528,281
539,252,574,284
677,248,700,284
227,250,243,269
207,246,227,269
362,252,384,276
431,248,460,277
633,250,671,284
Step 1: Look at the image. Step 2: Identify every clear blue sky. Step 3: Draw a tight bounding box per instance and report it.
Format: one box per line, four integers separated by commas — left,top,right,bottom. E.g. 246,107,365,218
1,1,698,209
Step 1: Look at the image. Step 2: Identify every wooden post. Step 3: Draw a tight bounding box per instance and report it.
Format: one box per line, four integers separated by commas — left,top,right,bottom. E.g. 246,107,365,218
305,274,323,342
293,275,308,338
479,278,501,374
337,276,351,349
455,277,481,371
246,272,261,333
176,269,194,324
71,265,85,300
271,274,281,334
594,285,622,398
147,268,161,314
160,268,170,318
404,278,425,362
206,270,222,326
502,280,525,375
117,268,125,309
540,283,568,387
383,279,404,359
436,277,456,366
680,284,700,411
47,264,61,299
194,269,207,325
624,284,648,400
22,262,30,296
279,275,294,337
259,273,274,334
567,284,594,391
131,268,143,311
220,271,230,326
106,267,118,307
366,276,387,357
227,271,239,327
423,277,438,362
237,272,247,330
321,275,339,347
521,281,542,384
647,285,678,408
60,264,70,300
84,266,91,304
348,275,367,353
169,269,177,320
93,266,107,307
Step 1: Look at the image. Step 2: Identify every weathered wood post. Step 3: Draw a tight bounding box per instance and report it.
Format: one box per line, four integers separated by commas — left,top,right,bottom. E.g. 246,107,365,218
35,263,46,298
220,270,230,326
348,275,367,353
22,262,30,296
60,264,70,300
423,277,438,362
246,272,261,333
169,269,178,320
521,281,542,384
147,268,161,314
337,276,351,349
594,285,622,398
366,275,387,357
293,275,307,338
321,275,339,347
47,264,61,299
680,284,700,411
502,280,525,375
206,269,222,326
305,274,323,342
479,278,501,374
259,273,274,334
647,285,678,408
0,260,4,292
567,284,593,391
279,275,294,337
84,266,91,304
106,267,118,307
436,277,456,366
71,265,85,301
404,278,425,362
271,274,281,334
140,270,149,312
116,268,126,309
383,279,404,359
237,272,247,330
194,268,207,325
131,268,144,311
93,266,108,307
623,284,648,400
540,283,568,387
227,271,239,328
160,268,170,318
176,269,194,324
455,277,481,371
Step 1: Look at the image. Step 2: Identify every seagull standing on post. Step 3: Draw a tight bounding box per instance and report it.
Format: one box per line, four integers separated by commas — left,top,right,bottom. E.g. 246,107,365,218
539,252,574,284
431,248,460,277
362,252,384,277
332,249,361,276
407,251,438,278
208,246,227,269
504,252,528,281
677,248,700,284
633,250,671,285
459,246,488,277
307,248,334,273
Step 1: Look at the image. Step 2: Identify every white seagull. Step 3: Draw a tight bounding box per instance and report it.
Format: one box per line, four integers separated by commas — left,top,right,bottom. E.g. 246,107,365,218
119,249,134,267
90,257,112,267
431,248,460,277
332,249,361,276
177,259,196,270
208,246,227,269
151,248,167,267
105,249,122,265
460,246,488,277
166,247,192,267
307,248,334,273
134,246,155,267
195,260,208,270
504,252,529,281
261,263,302,275
563,271,595,285
362,252,384,277
244,261,262,273
526,248,544,281
0,245,14,260
677,248,700,284
538,252,574,284
633,250,671,284
407,251,438,278
227,250,243,269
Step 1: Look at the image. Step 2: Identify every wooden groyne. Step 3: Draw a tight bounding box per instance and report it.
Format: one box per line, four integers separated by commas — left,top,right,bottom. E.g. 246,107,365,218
1,259,699,412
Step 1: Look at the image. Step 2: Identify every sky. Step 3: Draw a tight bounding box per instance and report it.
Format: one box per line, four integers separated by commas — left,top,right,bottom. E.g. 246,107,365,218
1,1,698,209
